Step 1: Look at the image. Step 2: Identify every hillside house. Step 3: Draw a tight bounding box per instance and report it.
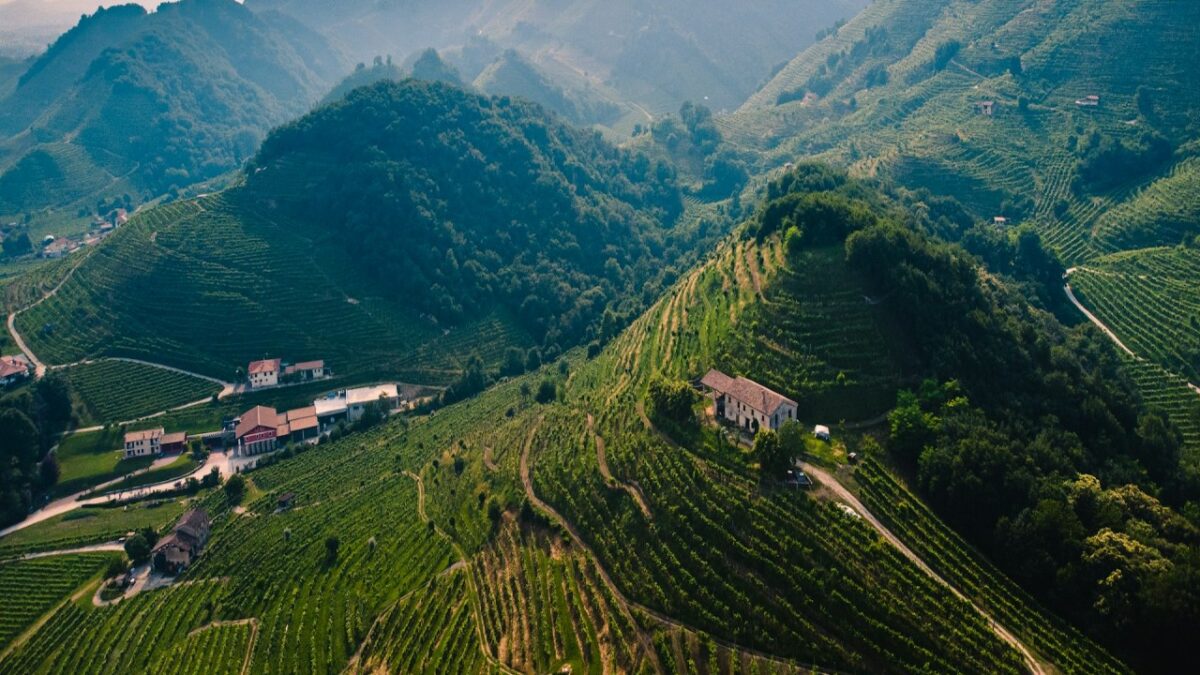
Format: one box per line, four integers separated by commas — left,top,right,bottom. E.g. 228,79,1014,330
248,359,281,388
153,509,211,575
314,394,348,428
1075,94,1100,107
0,356,31,386
235,406,281,455
283,406,320,443
284,360,328,382
993,216,1009,226
42,238,75,259
160,431,188,454
346,384,402,421
975,100,995,116
124,428,164,458
700,369,798,433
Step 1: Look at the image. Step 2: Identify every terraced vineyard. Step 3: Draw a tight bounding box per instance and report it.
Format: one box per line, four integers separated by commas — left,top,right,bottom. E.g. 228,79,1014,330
1125,359,1200,458
145,622,256,675
1091,156,1200,250
14,193,531,382
1070,247,1200,380
61,359,222,424
0,553,118,651
854,459,1128,675
0,501,188,558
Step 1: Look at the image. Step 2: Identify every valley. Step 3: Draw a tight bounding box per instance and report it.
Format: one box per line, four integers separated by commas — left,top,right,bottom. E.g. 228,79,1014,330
1,1,1199,674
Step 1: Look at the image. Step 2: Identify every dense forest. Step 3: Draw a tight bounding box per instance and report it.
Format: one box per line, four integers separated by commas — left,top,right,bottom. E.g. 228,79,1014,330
754,166,1200,669
250,79,685,356
0,376,71,528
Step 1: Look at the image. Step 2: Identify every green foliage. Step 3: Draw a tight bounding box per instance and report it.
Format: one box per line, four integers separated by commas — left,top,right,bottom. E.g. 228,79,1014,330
223,474,246,505
124,533,151,564
534,378,557,404
646,377,697,424
1075,130,1173,194
753,426,801,478
0,553,119,650
62,359,221,425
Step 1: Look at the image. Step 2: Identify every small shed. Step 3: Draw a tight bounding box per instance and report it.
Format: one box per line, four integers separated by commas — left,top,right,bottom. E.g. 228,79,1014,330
813,425,831,441
278,492,296,510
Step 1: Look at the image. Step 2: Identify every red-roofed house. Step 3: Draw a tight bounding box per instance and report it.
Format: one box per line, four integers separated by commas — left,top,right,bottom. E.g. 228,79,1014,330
0,356,31,386
236,405,280,455
700,369,798,433
283,360,328,382
248,359,281,389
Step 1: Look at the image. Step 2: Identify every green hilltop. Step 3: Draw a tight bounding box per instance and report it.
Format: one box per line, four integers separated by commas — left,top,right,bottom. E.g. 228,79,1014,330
12,80,693,382
0,0,345,235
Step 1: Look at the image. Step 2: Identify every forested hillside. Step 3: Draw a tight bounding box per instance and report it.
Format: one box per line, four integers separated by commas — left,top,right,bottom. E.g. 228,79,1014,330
0,0,344,233
13,80,696,381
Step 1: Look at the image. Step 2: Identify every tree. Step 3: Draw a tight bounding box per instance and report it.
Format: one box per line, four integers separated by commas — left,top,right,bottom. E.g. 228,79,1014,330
138,526,160,547
888,391,939,464
526,347,543,372
224,474,246,505
535,379,557,404
124,534,151,564
325,536,340,565
502,347,526,376
754,430,794,478
776,420,808,461
38,454,60,488
647,378,697,424
2,231,32,258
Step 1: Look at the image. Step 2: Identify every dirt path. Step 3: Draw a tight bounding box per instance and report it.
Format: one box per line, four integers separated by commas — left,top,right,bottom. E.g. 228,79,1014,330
5,252,93,378
1063,282,1137,358
15,541,123,561
799,462,1048,675
587,413,652,519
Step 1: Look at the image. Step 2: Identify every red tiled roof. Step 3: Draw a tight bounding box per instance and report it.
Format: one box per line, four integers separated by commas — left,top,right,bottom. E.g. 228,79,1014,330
124,428,164,444
0,356,29,379
285,360,324,374
285,406,316,422
287,415,319,433
700,369,797,416
248,359,281,375
236,406,279,439
161,432,187,446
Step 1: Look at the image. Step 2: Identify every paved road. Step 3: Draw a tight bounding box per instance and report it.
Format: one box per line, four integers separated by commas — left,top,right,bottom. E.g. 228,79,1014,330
0,450,262,540
16,541,124,560
1063,281,1137,358
798,461,1047,675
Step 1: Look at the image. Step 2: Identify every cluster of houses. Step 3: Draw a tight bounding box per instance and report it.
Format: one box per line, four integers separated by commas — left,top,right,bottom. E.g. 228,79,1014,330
247,358,329,389
39,210,128,260
231,384,406,456
0,355,31,387
1075,94,1101,107
152,508,210,575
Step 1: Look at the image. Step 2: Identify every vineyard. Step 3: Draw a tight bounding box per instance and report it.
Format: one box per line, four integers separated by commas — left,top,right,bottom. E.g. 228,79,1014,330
62,359,222,425
0,553,118,652
145,621,256,675
853,459,1128,674
13,193,532,382
1070,247,1200,380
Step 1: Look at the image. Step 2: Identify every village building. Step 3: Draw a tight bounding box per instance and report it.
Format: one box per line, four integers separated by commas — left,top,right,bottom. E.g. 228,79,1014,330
975,100,995,116
152,509,211,575
160,431,188,454
284,360,328,382
313,394,348,429
124,428,164,459
701,369,798,433
248,359,281,389
1075,94,1100,107
42,238,75,259
346,384,402,421
235,406,281,455
0,356,31,386
284,406,320,443
993,216,1009,226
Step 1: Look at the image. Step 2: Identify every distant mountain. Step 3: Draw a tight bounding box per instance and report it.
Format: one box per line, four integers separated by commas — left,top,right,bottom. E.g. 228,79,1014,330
247,0,867,114
473,49,621,127
0,0,345,225
16,80,689,379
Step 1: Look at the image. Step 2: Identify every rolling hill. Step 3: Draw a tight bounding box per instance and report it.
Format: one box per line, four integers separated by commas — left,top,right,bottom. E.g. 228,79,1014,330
0,0,345,237
11,80,690,382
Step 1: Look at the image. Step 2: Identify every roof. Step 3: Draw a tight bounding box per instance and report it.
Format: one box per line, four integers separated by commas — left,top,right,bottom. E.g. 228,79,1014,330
286,360,325,373
160,431,187,445
287,415,319,434
275,423,291,437
346,384,399,406
701,369,796,416
248,359,281,375
0,356,29,379
313,396,347,417
286,406,316,422
236,406,279,439
278,492,295,504
178,509,210,533
125,428,164,444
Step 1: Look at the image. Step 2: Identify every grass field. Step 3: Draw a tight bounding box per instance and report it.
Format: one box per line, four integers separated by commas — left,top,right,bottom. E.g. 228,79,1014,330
62,360,222,425
0,500,190,559
53,427,153,498
88,455,199,496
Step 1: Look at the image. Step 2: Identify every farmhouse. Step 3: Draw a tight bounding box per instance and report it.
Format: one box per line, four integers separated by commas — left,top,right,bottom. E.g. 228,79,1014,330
124,428,164,458
235,406,281,455
284,406,320,442
247,359,281,389
0,356,30,386
153,509,211,575
975,100,995,116
313,394,348,428
1075,94,1100,107
284,360,328,382
993,216,1008,226
701,369,798,433
160,431,188,454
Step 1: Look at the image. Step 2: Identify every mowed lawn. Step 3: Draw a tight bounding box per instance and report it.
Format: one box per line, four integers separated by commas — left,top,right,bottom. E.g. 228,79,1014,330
53,428,154,497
